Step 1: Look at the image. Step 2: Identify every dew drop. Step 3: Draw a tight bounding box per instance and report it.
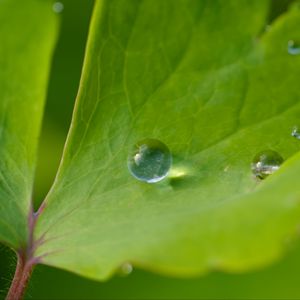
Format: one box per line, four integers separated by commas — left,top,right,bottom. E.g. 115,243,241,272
127,139,172,183
288,40,300,55
291,126,300,139
52,2,64,13
251,150,284,179
119,263,133,276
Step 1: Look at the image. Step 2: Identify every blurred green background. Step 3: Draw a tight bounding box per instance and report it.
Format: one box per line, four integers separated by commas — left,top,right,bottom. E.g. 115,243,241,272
2,0,300,298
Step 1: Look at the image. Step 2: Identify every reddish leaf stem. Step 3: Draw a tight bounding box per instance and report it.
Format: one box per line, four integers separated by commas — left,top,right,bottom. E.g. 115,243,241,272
5,251,35,300
6,205,41,300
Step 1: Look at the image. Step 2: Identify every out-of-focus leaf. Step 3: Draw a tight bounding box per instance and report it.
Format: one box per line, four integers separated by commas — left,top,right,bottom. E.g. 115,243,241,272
0,0,58,248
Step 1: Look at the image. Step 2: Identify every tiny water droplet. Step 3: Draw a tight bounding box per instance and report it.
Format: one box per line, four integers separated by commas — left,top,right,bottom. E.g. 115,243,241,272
288,40,300,55
223,165,230,172
120,263,133,276
52,2,64,13
291,126,300,139
251,150,284,179
127,139,172,183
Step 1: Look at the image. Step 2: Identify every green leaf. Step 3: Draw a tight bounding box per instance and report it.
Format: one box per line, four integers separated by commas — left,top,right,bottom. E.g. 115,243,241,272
0,0,58,248
35,0,300,280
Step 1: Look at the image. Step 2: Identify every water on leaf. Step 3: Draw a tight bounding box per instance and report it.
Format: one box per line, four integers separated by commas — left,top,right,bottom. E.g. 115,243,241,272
52,2,64,13
287,40,300,55
291,126,300,139
127,139,172,183
251,150,284,179
119,263,133,276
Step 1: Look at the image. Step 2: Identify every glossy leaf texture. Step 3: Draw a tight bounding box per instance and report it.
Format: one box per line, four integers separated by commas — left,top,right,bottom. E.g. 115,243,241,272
0,0,58,248
35,0,300,280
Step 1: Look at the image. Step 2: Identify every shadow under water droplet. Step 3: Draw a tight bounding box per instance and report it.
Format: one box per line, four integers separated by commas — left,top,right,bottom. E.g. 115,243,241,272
166,156,197,189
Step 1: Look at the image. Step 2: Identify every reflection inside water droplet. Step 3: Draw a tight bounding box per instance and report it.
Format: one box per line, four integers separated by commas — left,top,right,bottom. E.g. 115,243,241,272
127,139,172,183
291,126,300,139
52,2,64,13
288,40,300,55
251,150,284,179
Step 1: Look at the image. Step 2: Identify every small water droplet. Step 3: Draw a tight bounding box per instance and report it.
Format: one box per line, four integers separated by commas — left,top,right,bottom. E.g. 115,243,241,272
223,165,230,172
291,126,300,139
251,150,284,179
119,263,133,276
52,2,64,13
288,40,300,55
127,139,172,183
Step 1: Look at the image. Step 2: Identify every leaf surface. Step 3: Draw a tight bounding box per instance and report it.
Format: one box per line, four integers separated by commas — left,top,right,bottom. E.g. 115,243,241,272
0,0,58,248
35,0,300,279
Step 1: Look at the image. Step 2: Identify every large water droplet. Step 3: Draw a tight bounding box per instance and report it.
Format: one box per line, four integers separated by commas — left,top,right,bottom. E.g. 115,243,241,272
288,40,300,55
251,150,284,179
127,139,172,183
52,2,64,13
291,126,300,139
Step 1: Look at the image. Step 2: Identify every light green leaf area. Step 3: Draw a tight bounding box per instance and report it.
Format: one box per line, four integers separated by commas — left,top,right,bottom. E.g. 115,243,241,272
35,0,300,280
0,0,58,248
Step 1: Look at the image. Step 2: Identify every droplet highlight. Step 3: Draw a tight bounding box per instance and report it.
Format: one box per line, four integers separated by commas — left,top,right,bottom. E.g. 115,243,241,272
251,150,284,179
52,2,64,13
168,166,189,179
291,126,300,139
288,40,300,55
128,139,172,183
